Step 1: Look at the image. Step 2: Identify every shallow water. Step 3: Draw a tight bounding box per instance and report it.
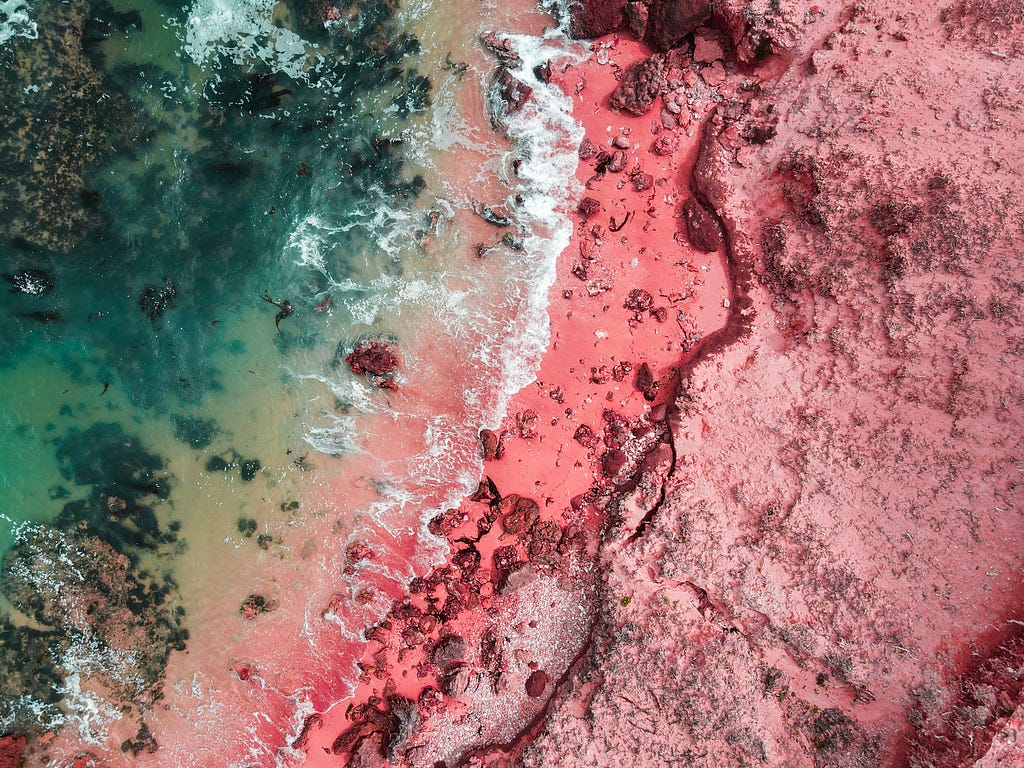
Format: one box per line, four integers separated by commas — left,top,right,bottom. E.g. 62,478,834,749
0,0,583,762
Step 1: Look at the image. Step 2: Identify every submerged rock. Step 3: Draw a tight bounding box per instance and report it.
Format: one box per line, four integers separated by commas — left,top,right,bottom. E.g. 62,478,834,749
0,524,187,717
3,269,54,295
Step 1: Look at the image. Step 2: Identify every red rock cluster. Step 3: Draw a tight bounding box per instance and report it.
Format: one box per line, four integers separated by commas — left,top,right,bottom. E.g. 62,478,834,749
345,341,400,390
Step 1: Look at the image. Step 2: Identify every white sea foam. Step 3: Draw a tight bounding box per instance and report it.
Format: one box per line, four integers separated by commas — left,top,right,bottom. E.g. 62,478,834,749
182,0,313,79
0,0,37,47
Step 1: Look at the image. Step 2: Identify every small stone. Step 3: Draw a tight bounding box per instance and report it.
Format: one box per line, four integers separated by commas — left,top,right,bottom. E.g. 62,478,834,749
631,171,654,192
577,197,602,218
525,669,549,697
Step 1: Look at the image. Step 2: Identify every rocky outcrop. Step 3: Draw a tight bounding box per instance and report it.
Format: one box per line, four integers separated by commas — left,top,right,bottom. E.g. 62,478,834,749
567,0,627,39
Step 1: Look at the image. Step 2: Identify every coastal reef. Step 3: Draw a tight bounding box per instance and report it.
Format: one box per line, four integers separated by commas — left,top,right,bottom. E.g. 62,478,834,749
0,424,185,757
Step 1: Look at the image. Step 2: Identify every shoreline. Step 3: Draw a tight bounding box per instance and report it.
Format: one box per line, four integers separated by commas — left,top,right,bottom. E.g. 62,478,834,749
299,0,1024,766
4,0,1024,764
295,22,732,768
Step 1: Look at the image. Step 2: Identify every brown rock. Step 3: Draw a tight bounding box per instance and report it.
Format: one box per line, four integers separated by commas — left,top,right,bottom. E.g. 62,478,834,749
516,409,539,438
631,170,654,191
579,137,598,159
346,341,400,388
635,361,659,401
431,635,467,669
479,32,522,68
480,428,501,460
577,197,602,218
645,0,711,51
501,496,540,535
625,1,649,38
610,54,667,116
494,67,533,114
440,665,471,697
652,132,679,155
602,449,629,476
624,288,654,312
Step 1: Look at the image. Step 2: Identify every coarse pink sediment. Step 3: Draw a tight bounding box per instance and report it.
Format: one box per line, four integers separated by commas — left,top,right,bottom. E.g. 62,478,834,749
212,0,1024,765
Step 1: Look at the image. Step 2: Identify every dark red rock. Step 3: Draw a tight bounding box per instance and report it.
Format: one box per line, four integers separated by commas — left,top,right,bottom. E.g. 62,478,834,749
578,137,598,159
346,341,400,387
607,149,628,173
631,170,654,191
345,542,373,564
567,0,626,39
494,67,533,114
533,60,552,83
500,496,540,535
603,409,632,448
525,669,550,698
602,448,629,476
682,197,722,252
430,635,467,669
516,409,539,438
480,429,502,460
573,423,598,447
452,546,480,575
610,54,667,116
577,197,602,218
479,32,522,68
635,362,660,401
645,0,711,51
624,288,654,312
470,476,500,503
439,593,464,623
527,520,564,563
651,132,679,155
493,544,520,575
427,508,467,538
439,664,471,696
